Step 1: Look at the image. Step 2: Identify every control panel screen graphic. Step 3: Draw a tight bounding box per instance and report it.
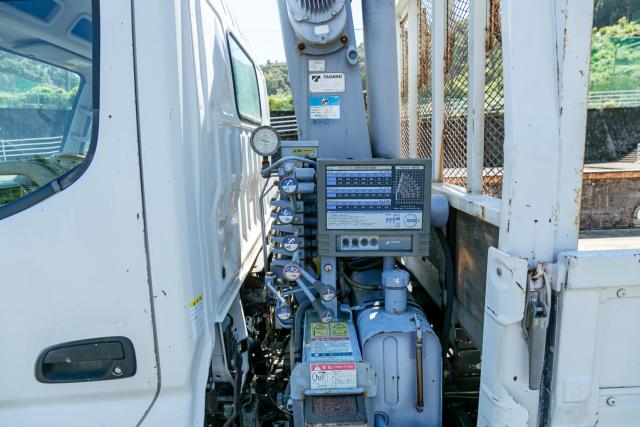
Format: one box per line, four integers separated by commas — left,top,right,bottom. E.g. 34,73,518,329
325,164,426,231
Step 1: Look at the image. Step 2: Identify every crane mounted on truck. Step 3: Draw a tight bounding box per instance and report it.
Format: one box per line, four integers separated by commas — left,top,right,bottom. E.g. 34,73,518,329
0,0,638,426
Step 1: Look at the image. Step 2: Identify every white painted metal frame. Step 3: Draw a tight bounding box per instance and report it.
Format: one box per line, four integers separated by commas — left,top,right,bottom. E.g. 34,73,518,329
466,0,487,195
407,0,420,158
431,0,445,183
479,1,595,426
396,1,640,426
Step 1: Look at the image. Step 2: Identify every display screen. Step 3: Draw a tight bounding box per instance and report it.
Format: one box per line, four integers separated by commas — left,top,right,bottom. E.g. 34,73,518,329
325,165,425,230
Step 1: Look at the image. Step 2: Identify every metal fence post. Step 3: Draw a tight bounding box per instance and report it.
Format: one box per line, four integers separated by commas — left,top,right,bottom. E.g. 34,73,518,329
431,0,446,182
466,0,487,194
408,0,420,158
0,139,5,162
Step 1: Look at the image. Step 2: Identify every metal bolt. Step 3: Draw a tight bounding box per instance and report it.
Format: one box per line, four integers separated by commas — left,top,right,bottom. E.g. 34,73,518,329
324,264,333,272
606,396,616,406
617,288,627,298
113,366,123,377
496,267,502,277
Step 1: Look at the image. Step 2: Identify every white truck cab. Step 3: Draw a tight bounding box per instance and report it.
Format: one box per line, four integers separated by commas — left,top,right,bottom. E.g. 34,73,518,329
0,1,267,425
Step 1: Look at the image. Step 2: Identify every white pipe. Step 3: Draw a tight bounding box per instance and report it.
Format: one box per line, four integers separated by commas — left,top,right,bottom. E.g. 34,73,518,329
431,0,446,181
466,0,487,194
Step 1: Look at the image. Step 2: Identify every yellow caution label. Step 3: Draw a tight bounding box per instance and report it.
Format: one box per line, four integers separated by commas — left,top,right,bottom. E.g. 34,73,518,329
311,322,330,338
189,295,203,309
330,322,349,337
290,147,317,157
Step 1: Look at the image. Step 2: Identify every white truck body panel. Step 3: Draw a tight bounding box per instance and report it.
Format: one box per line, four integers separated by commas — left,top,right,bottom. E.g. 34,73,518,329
0,0,266,425
0,2,158,425
132,0,267,424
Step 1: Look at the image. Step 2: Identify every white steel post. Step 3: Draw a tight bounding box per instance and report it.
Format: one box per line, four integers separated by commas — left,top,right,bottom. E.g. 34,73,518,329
431,0,446,181
477,0,594,426
396,12,404,111
553,0,594,255
407,0,420,158
466,0,487,194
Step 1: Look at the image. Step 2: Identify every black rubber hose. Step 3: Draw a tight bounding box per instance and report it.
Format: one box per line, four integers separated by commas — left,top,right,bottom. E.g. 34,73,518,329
294,299,313,363
435,227,455,353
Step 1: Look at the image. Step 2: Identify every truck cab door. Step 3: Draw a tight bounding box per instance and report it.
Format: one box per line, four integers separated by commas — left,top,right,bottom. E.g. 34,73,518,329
0,1,158,425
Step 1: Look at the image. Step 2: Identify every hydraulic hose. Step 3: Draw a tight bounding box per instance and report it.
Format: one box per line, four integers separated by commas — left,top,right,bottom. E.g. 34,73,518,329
435,227,455,353
293,299,313,363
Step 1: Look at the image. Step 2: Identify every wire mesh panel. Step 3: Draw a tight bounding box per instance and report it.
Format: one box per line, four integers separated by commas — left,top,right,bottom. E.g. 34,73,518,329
483,0,504,197
400,16,410,158
442,0,470,188
417,0,433,159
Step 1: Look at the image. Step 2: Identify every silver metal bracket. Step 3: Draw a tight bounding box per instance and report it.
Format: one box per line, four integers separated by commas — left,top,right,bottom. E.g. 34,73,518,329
521,263,552,390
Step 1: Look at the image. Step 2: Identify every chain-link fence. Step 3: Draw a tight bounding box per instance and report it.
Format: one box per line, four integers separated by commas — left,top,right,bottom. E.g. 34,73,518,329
442,0,469,188
400,16,411,158
416,0,434,159
399,0,505,197
483,0,504,197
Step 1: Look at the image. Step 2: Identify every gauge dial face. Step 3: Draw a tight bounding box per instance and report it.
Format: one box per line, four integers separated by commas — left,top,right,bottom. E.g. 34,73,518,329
250,126,281,157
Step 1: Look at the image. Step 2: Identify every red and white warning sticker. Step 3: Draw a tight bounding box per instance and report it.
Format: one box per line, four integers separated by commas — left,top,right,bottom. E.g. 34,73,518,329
310,362,357,389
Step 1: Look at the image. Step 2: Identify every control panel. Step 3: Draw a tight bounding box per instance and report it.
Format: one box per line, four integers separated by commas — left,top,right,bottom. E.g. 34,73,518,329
317,159,431,257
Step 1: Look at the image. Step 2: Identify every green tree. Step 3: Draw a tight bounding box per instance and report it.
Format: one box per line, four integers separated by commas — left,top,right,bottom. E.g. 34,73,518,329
261,61,291,96
590,17,640,93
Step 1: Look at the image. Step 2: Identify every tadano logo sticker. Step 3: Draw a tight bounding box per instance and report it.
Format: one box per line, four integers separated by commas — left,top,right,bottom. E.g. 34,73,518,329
309,73,345,93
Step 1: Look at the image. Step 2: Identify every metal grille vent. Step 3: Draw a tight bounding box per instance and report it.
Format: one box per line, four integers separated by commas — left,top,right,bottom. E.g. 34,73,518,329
298,0,337,14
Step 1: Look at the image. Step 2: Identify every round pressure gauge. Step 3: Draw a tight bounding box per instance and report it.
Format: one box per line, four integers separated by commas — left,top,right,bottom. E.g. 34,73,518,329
250,125,281,157
277,207,295,225
283,263,302,282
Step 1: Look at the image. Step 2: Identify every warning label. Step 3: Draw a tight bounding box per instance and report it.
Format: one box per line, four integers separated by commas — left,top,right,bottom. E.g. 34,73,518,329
310,362,357,389
309,321,353,361
309,73,346,93
189,295,204,339
309,96,340,120
311,322,330,338
330,322,349,337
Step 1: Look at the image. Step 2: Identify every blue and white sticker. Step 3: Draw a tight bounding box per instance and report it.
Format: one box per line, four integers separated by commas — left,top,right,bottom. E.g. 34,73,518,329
277,207,295,224
282,235,300,252
280,177,298,195
309,96,340,120
283,263,302,281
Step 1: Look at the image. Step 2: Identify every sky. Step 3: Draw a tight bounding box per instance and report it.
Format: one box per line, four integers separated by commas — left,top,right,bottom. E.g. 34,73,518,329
226,0,364,65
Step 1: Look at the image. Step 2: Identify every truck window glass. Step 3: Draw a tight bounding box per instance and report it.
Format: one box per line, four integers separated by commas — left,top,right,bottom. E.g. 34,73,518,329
0,0,95,214
228,35,261,123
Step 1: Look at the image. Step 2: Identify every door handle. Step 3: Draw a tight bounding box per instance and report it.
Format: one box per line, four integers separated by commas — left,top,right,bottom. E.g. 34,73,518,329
36,337,136,383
